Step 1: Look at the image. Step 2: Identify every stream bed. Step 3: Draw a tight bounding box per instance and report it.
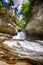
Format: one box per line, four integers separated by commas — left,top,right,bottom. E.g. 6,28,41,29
2,31,43,63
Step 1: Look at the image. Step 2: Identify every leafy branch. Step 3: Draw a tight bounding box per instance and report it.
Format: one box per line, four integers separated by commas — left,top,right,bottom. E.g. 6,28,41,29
21,0,36,24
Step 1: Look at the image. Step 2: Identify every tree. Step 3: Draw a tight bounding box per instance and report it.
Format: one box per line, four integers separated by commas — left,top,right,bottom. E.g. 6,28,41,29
21,0,36,24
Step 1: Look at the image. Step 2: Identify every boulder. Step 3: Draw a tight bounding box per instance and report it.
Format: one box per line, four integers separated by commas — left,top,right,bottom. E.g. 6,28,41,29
25,0,43,39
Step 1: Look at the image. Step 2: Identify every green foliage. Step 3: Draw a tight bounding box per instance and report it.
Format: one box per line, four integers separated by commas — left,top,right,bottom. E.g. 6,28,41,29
0,2,8,12
15,19,25,30
0,2,2,7
21,0,36,23
15,0,36,30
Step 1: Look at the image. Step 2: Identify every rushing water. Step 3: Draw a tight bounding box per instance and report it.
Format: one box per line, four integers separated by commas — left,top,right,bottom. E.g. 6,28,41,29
3,30,43,61
13,31,27,39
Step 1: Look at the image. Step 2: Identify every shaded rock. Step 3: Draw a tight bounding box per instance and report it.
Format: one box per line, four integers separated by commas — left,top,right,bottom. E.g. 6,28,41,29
25,0,43,38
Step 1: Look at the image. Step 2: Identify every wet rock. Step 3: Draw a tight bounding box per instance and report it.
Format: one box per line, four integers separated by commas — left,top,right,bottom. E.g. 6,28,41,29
0,24,17,35
0,40,43,65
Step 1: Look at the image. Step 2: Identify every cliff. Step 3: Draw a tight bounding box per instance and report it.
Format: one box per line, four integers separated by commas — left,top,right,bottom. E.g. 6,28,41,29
25,0,43,39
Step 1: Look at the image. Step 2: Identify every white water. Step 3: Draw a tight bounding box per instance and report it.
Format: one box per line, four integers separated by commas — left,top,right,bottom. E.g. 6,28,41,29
3,30,43,60
13,31,26,39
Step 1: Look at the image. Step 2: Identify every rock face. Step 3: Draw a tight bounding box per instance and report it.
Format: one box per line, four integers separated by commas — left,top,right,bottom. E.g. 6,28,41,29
0,9,17,36
0,24,17,35
25,0,43,38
